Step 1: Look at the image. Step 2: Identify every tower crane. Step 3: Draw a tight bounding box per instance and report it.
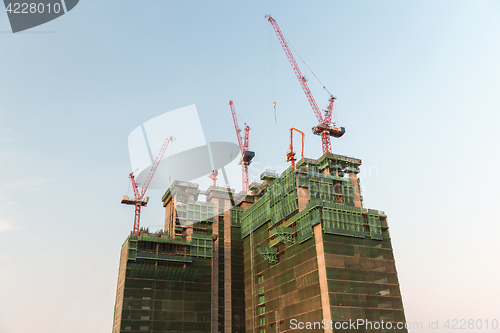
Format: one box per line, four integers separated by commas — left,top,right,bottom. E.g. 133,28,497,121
121,136,174,235
266,15,345,154
229,100,255,193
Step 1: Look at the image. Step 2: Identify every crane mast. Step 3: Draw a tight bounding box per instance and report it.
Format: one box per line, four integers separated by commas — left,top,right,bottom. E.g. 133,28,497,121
266,15,345,154
122,136,174,235
229,100,255,193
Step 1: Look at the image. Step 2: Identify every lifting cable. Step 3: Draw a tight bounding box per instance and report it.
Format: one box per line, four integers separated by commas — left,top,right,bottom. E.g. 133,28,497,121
131,144,167,175
285,34,332,97
268,23,277,124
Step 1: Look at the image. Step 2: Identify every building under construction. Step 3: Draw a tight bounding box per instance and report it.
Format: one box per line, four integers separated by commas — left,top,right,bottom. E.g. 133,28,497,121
113,14,408,332
112,152,408,333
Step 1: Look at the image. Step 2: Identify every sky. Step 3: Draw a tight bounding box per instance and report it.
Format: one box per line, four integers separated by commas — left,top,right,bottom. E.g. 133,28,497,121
1,1,499,332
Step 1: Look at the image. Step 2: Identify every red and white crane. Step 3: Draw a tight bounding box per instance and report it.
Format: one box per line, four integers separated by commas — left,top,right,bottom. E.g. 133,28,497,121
229,100,255,193
266,15,345,154
121,136,174,235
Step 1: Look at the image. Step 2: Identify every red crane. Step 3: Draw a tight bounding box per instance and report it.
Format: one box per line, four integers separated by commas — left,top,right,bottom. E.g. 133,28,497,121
121,136,174,235
266,15,345,154
229,100,255,193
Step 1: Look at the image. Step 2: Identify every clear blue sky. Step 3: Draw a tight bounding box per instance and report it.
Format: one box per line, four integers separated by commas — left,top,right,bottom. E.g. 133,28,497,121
0,1,499,332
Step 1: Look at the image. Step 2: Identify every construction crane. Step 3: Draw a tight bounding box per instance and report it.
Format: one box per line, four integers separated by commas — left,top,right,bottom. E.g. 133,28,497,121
208,169,218,187
229,100,255,193
266,15,345,154
121,136,174,235
286,127,304,168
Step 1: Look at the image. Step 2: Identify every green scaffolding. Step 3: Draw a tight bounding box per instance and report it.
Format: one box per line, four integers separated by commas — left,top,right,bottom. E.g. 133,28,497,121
272,226,294,245
290,201,321,244
190,233,213,258
230,206,244,227
241,192,271,238
322,201,365,238
126,262,199,281
367,209,383,240
268,172,299,226
186,200,215,223
304,171,356,205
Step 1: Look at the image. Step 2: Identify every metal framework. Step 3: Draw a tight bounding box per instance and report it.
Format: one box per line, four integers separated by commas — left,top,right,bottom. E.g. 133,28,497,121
229,100,254,192
286,127,305,168
126,136,174,235
266,15,345,154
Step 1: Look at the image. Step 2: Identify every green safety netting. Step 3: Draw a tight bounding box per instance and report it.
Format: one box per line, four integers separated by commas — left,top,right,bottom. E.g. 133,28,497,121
190,233,213,258
322,201,365,238
230,206,244,227
186,200,215,223
367,209,384,240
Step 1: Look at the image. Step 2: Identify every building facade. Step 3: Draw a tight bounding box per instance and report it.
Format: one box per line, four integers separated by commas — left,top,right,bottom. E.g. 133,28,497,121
240,153,407,333
113,153,407,333
112,181,246,333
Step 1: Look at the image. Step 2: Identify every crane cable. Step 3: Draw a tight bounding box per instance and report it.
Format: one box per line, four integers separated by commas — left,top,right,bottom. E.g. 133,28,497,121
127,178,131,197
131,143,170,176
284,33,332,97
234,107,248,130
268,23,277,124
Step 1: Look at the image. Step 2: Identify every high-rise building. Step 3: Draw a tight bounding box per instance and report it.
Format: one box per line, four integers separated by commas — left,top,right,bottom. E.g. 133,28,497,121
112,153,407,333
112,180,246,333
241,153,407,333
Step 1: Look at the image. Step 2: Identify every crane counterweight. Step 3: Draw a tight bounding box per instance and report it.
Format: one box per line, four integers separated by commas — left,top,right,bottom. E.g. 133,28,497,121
122,136,174,235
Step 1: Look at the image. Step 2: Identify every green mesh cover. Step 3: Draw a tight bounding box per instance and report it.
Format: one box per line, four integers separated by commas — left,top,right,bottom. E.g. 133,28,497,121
241,193,271,238
126,262,199,281
230,206,244,227
368,211,383,240
186,200,215,223
190,233,213,258
322,202,365,238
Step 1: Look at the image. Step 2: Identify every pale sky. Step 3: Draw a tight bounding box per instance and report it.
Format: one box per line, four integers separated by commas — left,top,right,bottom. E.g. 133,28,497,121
0,1,499,332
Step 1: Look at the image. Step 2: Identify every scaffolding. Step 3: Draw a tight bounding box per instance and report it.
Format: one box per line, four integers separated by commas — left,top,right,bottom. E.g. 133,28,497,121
240,153,407,333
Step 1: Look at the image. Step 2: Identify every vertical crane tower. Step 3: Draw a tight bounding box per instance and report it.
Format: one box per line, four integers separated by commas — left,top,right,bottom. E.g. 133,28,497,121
229,100,255,193
121,136,174,235
266,15,345,154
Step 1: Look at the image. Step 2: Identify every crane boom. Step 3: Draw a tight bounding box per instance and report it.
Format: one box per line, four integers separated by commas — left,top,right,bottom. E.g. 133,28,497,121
230,100,244,154
123,136,174,235
137,136,173,199
266,15,345,154
267,15,324,124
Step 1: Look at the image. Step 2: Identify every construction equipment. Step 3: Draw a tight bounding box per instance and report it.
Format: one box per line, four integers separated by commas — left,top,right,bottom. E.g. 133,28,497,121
286,127,304,168
266,15,345,154
121,136,174,235
229,100,255,193
208,169,218,186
